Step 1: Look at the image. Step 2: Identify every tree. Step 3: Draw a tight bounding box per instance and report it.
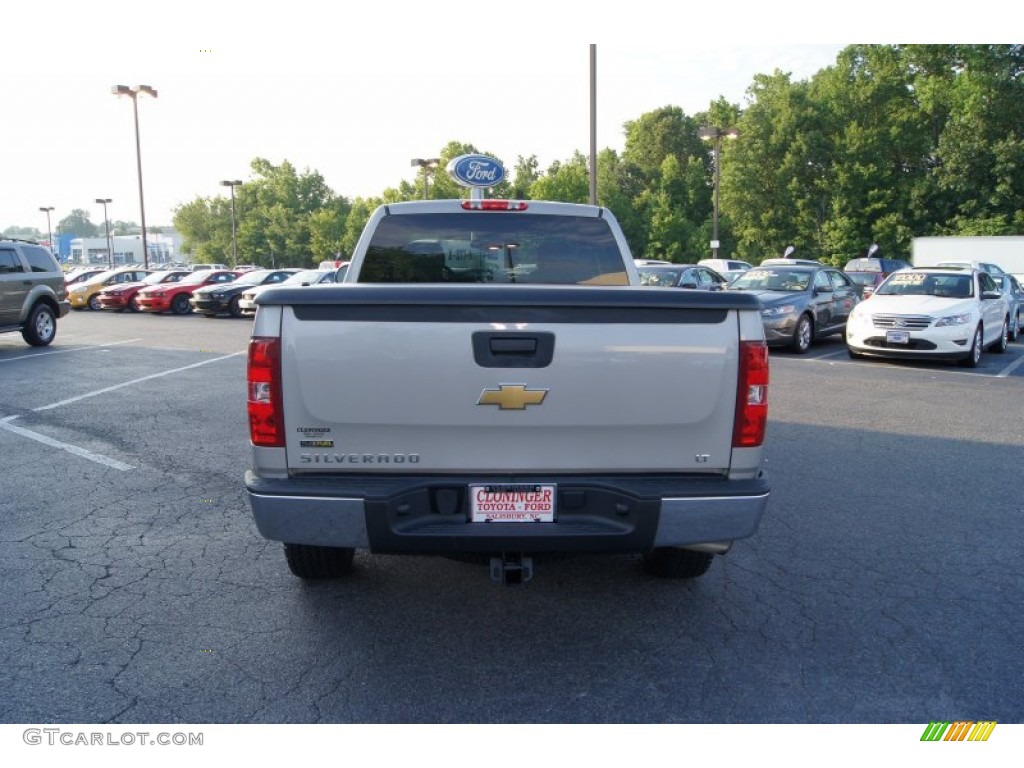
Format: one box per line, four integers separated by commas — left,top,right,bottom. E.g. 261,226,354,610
529,152,590,203
58,210,99,238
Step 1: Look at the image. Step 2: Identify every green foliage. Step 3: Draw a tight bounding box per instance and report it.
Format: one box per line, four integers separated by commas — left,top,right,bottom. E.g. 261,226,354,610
3,225,43,240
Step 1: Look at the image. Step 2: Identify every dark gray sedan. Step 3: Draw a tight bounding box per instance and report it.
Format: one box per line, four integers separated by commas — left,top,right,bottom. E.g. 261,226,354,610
727,264,861,352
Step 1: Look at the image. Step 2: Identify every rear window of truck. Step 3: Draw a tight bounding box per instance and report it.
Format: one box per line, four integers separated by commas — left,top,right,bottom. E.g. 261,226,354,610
359,213,629,285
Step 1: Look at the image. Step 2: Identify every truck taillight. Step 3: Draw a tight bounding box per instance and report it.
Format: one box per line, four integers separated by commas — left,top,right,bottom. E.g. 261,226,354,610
733,340,769,448
248,336,284,447
461,200,528,211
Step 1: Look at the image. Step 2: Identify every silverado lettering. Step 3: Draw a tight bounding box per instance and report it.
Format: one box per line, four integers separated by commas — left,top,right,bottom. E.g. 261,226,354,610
300,454,420,464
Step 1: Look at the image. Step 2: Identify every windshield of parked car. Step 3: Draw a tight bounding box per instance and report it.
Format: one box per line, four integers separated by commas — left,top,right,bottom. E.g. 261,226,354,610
876,272,973,298
283,270,329,285
141,270,186,285
638,267,684,286
359,213,629,285
231,270,279,286
729,268,810,292
179,270,232,285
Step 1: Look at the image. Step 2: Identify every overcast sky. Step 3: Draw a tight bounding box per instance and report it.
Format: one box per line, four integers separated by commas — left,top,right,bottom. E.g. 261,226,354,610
5,2,973,234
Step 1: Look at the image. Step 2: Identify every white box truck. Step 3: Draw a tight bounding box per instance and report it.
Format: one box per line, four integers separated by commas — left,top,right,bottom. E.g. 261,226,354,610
912,236,1024,276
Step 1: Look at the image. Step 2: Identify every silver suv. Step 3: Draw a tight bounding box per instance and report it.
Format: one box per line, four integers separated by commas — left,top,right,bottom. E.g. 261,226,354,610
0,239,70,346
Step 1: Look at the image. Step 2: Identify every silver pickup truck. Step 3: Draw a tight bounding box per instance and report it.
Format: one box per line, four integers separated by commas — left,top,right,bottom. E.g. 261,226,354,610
245,197,770,584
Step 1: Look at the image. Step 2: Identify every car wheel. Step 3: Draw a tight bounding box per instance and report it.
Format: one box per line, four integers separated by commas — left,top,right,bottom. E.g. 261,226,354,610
641,547,714,579
958,325,983,368
21,303,57,347
170,294,191,315
790,314,813,354
283,543,355,579
87,294,102,311
128,295,141,312
228,296,243,318
992,318,1008,354
1011,311,1021,341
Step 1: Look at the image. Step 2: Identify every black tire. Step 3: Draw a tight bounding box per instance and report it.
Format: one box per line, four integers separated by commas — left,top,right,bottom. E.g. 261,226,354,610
641,547,714,579
128,295,142,312
87,293,102,311
958,325,983,368
228,296,243,318
790,314,813,354
991,318,1008,354
170,294,191,315
283,543,355,579
21,303,57,347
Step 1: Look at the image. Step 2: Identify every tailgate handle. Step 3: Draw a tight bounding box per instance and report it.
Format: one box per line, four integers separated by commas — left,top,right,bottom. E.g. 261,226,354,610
491,338,536,354
472,332,555,368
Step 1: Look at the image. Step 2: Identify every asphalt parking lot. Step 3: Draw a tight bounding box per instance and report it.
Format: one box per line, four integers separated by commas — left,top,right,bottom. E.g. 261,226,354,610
1,311,1022,725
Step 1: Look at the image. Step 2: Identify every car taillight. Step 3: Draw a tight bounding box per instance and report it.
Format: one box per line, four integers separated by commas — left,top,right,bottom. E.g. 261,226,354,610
733,340,769,448
248,336,284,447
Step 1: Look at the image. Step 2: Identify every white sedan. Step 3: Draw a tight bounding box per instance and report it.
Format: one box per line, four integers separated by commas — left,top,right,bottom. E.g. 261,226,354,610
845,267,1010,367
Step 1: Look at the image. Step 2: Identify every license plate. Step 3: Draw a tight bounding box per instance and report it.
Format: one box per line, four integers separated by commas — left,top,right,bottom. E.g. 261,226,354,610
886,330,910,344
470,484,556,523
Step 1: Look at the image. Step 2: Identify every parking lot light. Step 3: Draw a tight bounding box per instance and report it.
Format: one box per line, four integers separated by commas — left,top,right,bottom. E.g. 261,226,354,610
410,158,441,200
699,126,740,259
112,84,158,269
95,198,113,268
220,180,243,267
39,207,55,255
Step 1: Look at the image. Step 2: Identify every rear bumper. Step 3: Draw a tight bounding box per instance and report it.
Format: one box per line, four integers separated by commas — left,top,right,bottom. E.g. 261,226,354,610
245,472,769,555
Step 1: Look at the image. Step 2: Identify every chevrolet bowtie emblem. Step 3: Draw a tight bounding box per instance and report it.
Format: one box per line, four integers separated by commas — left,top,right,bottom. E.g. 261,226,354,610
477,385,549,410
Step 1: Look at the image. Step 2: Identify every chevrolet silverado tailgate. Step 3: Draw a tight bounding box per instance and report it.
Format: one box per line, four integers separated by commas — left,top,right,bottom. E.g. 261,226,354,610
263,285,756,475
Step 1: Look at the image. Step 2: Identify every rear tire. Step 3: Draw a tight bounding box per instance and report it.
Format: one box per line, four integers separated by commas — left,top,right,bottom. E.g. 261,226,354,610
128,295,141,312
283,543,355,579
21,303,57,347
229,296,243,318
641,547,714,579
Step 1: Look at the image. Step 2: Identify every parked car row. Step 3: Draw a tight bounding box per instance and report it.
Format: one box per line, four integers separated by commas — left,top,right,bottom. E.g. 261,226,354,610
636,256,1021,367
62,264,349,320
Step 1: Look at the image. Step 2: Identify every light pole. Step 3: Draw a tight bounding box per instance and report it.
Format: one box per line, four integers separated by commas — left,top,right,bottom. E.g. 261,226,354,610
589,44,597,205
112,84,157,269
699,126,740,259
95,198,113,268
39,206,54,256
220,180,243,267
410,158,440,200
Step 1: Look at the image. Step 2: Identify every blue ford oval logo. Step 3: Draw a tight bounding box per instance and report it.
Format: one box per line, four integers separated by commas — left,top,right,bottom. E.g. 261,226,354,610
447,154,505,188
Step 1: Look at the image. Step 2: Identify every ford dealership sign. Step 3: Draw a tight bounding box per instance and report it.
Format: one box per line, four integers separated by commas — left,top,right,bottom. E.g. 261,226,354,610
447,154,505,188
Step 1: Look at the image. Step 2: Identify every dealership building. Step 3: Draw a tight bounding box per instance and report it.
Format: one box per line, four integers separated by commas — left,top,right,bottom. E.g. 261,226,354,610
67,231,183,266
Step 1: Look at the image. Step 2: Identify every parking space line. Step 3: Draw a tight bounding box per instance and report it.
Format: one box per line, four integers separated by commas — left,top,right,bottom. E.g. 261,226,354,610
995,354,1024,377
0,416,134,471
0,338,142,363
32,351,246,413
